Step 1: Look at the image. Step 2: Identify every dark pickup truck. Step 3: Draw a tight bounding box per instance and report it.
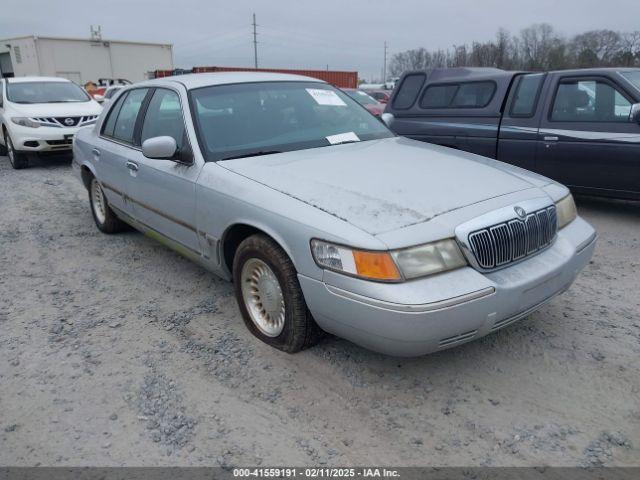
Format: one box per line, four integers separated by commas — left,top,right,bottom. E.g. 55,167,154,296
384,67,640,199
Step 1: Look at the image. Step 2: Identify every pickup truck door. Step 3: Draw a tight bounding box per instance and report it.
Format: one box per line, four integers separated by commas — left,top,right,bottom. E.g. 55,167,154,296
535,73,640,197
497,73,546,171
124,87,203,256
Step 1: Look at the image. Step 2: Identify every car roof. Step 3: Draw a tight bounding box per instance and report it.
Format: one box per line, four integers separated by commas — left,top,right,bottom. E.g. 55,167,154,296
134,72,327,90
6,76,73,83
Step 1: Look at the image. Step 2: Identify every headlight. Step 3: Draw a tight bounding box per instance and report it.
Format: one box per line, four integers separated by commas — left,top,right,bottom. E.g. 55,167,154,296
391,239,467,279
11,117,40,128
311,240,401,281
311,238,466,282
556,194,577,229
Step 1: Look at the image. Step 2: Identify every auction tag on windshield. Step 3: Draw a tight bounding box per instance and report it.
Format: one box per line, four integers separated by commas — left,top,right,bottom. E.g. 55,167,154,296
326,132,360,144
306,88,347,106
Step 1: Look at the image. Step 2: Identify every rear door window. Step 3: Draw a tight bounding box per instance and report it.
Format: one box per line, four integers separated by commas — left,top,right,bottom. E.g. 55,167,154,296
112,88,149,144
102,92,127,137
510,73,545,117
392,73,426,109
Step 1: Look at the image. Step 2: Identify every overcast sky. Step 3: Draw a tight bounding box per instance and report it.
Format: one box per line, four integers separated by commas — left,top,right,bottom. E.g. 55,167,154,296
2,0,639,79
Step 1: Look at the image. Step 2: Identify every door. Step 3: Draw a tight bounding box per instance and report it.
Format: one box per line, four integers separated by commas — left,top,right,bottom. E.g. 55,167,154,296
93,87,150,215
536,74,640,196
498,73,547,171
125,87,201,254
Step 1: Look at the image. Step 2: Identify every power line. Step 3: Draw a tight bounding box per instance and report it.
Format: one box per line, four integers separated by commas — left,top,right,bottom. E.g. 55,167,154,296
252,13,258,68
383,41,388,82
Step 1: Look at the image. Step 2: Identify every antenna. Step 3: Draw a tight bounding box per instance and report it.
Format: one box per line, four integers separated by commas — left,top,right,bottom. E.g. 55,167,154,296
90,25,102,42
252,13,258,68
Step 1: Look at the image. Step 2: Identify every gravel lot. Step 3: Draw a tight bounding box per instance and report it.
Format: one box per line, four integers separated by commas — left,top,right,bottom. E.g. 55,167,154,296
1,155,638,467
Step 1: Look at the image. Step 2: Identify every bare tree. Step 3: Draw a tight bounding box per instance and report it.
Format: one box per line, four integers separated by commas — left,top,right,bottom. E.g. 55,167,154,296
389,24,640,77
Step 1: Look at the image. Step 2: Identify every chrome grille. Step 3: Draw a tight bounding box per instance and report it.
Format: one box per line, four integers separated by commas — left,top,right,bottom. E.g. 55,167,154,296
32,116,98,128
468,206,557,270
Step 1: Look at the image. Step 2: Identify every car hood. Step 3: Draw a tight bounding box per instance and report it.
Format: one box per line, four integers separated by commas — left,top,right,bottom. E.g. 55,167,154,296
8,101,102,117
219,137,550,235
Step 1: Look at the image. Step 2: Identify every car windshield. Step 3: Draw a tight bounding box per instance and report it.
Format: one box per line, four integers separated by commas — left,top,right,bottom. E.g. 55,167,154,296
345,89,379,106
190,81,393,161
621,71,640,91
7,81,90,104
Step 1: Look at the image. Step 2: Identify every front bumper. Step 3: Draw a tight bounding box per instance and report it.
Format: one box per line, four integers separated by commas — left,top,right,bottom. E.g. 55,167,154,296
299,217,596,356
8,124,91,153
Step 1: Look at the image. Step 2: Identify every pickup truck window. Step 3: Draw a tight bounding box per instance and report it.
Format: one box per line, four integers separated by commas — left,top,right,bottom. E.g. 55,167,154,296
392,73,426,109
551,79,632,123
420,81,496,109
621,71,640,91
510,73,544,117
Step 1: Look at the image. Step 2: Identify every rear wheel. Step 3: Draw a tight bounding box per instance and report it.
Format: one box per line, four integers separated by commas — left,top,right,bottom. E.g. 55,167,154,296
5,133,28,169
233,234,323,353
89,177,127,233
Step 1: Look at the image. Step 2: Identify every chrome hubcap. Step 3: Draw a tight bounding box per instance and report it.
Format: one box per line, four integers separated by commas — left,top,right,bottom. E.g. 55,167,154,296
240,258,285,337
91,179,107,224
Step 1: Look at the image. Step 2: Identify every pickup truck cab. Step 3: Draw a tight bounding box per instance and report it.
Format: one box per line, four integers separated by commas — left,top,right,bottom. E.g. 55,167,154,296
385,68,640,200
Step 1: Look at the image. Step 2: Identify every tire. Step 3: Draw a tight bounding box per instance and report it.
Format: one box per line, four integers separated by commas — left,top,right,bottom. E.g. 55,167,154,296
233,234,323,353
5,132,28,169
0,131,7,156
89,177,127,234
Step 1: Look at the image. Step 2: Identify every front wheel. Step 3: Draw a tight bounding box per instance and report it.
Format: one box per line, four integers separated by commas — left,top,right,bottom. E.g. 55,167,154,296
89,177,127,233
5,133,28,169
233,234,323,353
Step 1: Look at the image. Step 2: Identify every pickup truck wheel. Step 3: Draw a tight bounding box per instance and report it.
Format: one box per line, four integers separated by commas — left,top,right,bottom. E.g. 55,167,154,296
89,178,126,234
5,133,28,169
233,234,323,353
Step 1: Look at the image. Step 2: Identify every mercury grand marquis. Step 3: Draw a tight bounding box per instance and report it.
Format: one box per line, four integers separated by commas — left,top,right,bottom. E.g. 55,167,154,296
72,72,597,356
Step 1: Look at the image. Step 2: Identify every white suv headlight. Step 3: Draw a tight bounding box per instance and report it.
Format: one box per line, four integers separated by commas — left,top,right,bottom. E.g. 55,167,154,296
311,238,467,282
11,117,40,128
556,194,577,229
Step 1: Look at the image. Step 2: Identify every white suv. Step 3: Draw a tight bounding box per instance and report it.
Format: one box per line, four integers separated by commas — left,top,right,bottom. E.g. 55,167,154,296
0,76,102,169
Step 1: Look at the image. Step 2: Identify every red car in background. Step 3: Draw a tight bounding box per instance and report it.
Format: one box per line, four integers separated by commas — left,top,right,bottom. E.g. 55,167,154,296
343,89,385,117
364,89,392,104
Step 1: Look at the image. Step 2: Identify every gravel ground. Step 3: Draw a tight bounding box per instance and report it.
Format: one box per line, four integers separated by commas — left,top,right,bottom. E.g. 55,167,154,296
0,155,638,467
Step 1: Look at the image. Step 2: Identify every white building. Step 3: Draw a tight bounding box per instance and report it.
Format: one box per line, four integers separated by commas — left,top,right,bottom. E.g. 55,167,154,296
0,35,173,84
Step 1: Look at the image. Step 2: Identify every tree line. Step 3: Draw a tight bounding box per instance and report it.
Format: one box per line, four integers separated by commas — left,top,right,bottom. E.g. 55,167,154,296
389,24,640,76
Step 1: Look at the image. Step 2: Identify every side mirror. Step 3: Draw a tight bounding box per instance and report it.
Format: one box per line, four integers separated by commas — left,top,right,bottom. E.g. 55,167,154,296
93,94,105,103
630,103,640,124
381,112,394,128
142,136,177,159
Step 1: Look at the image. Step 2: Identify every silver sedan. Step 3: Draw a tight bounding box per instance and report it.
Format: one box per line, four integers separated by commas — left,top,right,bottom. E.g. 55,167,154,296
72,72,597,356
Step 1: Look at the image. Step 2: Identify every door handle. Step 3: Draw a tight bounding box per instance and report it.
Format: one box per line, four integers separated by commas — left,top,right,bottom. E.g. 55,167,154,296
543,136,559,142
126,161,139,172
91,148,101,157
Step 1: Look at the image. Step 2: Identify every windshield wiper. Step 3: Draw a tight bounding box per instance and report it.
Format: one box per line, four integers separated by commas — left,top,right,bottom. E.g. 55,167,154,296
221,150,281,161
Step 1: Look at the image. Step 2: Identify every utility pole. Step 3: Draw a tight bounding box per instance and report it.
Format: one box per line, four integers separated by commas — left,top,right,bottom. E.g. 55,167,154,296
252,13,258,68
383,41,388,83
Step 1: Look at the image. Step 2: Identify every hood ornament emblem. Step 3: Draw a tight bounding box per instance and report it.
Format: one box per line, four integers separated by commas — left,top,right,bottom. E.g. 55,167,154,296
64,117,75,126
514,206,527,219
